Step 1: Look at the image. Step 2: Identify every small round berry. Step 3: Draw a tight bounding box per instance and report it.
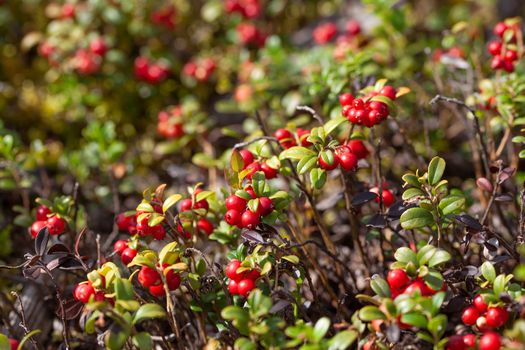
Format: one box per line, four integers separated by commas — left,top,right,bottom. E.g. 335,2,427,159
370,187,395,207
504,50,518,62
36,205,51,221
245,161,261,179
166,270,181,290
346,20,361,36
461,306,480,326
225,259,243,281
260,163,278,179
379,85,397,100
180,198,193,212
245,269,260,281
138,266,161,287
463,334,476,349
116,213,132,231
387,269,410,290
237,279,255,296
226,195,247,211
46,216,66,235
403,279,431,296
121,248,137,265
74,283,95,303
479,332,501,350
274,128,296,149
296,128,312,147
258,197,274,216
488,41,502,56
476,316,490,332
239,149,254,167
245,187,256,198
318,152,339,170
225,209,242,226
197,218,214,235
352,98,364,109
491,55,504,70
149,284,165,297
339,93,354,106
493,22,508,38
485,307,508,328
30,220,47,239
151,225,166,240
339,152,358,171
241,210,260,229
446,335,466,350
228,279,239,295
474,295,488,312
347,140,369,159
9,339,19,350
113,240,128,255
193,199,209,211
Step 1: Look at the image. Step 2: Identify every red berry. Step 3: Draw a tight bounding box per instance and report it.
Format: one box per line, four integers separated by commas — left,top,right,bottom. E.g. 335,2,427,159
121,248,137,265
245,187,256,198
149,284,165,297
488,41,502,56
116,213,132,231
491,55,504,70
239,149,254,167
463,334,476,349
197,218,214,235
151,225,166,240
319,152,339,170
46,216,66,235
193,199,209,211
339,93,354,106
30,220,47,239
347,140,369,159
461,306,480,326
138,266,161,287
36,205,51,221
296,128,312,147
113,240,128,255
339,152,358,171
228,279,239,294
74,283,95,303
474,295,488,312
226,195,247,211
245,161,262,179
9,339,19,350
166,269,181,290
485,307,508,328
180,198,193,212
225,259,243,281
446,335,466,350
379,85,397,100
225,209,242,226
346,20,361,36
90,38,107,56
258,197,274,216
505,50,518,62
503,60,515,72
370,187,395,207
245,269,260,281
260,163,278,179
403,279,431,296
494,22,508,38
479,332,501,350
274,128,296,149
387,269,410,290
237,279,255,296
241,210,260,229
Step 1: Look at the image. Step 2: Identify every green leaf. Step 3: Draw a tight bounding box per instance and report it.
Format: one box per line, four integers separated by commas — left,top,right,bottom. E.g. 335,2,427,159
279,146,316,161
132,304,167,325
402,188,425,201
427,157,446,186
328,330,358,350
370,95,397,116
394,247,418,265
401,312,428,328
416,245,436,266
231,149,245,172
370,275,391,298
427,314,447,339
114,278,135,301
0,334,8,350
400,208,434,230
493,274,506,297
132,332,152,350
313,317,331,341
428,250,451,267
402,173,420,187
162,194,182,213
438,195,465,216
358,306,386,321
481,262,496,283
431,292,446,314
136,201,154,213
297,155,317,175
310,168,327,189
234,338,257,350
324,116,348,136
105,327,130,350
423,270,443,291
282,255,300,264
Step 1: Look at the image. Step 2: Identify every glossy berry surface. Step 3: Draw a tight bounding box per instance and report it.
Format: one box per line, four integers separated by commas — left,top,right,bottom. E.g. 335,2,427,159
74,283,95,303
478,332,501,350
121,248,137,265
461,306,480,326
387,269,410,290
237,278,255,296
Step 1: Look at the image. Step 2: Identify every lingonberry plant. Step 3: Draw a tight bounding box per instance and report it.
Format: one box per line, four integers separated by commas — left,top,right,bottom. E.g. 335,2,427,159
2,1,525,349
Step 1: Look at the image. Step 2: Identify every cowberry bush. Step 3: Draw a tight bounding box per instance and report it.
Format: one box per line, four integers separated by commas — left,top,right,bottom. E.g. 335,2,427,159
1,0,525,349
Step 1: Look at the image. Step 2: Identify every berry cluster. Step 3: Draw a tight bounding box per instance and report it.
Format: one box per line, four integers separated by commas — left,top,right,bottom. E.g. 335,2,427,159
224,0,261,19
387,269,444,300
340,85,397,128
273,127,312,149
432,46,465,62
236,23,267,48
137,264,181,297
238,149,279,180
157,106,184,139
224,188,274,229
488,21,521,73
447,332,501,350
225,259,259,296
30,205,66,238
114,239,138,265
72,37,107,75
183,58,217,82
150,4,177,30
73,281,106,304
179,188,215,238
319,141,368,172
134,56,170,84
313,20,362,45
